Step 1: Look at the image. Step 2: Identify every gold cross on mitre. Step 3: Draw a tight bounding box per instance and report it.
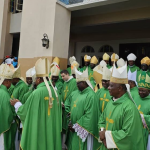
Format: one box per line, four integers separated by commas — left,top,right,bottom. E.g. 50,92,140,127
64,86,69,100
138,105,144,114
106,111,114,130
100,93,109,112
44,97,54,116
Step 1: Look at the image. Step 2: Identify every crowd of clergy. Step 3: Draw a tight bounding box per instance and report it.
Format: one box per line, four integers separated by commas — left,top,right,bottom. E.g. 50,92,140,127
1,52,150,150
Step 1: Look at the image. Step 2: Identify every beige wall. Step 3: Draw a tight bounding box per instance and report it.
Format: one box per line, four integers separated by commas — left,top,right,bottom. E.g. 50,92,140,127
19,0,71,77
71,6,150,27
0,0,13,59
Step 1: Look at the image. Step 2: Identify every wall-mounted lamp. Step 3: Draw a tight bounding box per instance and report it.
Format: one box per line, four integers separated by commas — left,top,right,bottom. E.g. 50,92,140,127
41,33,49,49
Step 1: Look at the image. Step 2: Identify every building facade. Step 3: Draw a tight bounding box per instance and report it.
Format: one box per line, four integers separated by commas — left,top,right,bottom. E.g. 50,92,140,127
0,0,150,76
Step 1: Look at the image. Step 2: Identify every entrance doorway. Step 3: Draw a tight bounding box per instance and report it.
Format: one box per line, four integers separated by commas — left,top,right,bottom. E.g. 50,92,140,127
119,43,150,68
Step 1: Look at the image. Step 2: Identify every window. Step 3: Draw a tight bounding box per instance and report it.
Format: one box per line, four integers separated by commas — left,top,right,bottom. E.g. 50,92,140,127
82,46,95,53
99,45,114,52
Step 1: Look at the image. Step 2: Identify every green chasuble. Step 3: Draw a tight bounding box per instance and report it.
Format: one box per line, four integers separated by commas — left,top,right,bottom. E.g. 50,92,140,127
0,85,16,150
22,89,34,104
133,94,150,146
98,93,146,150
130,86,139,100
67,67,72,75
107,64,111,69
79,66,87,72
11,79,29,102
17,82,62,150
65,87,101,150
8,84,14,96
127,65,140,73
96,87,111,114
55,79,63,95
62,77,78,130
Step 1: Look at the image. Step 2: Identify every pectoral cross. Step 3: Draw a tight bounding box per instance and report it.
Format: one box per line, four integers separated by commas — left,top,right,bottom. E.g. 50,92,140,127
106,111,114,130
64,86,69,100
44,97,54,116
138,105,144,114
100,93,109,112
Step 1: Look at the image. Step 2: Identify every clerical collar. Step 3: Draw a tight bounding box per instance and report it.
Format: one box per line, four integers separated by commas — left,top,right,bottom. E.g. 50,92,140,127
66,76,73,82
113,97,119,102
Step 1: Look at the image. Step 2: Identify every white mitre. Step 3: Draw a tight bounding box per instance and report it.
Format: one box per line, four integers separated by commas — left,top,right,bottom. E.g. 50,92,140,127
127,53,137,61
110,63,128,84
0,64,14,85
128,69,137,85
51,64,60,76
102,66,111,80
99,60,107,68
75,68,93,90
71,61,79,74
69,56,76,65
117,58,125,68
26,68,32,77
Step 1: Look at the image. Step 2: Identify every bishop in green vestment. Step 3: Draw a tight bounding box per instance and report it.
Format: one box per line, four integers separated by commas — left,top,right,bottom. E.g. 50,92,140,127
96,66,112,113
134,71,150,147
127,53,140,73
10,58,62,150
0,64,16,150
61,70,78,131
103,53,111,69
11,79,29,103
65,68,101,150
99,63,146,150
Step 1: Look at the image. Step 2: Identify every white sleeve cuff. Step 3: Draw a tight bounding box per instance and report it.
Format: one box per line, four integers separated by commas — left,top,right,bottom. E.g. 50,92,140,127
14,102,22,113
105,131,117,149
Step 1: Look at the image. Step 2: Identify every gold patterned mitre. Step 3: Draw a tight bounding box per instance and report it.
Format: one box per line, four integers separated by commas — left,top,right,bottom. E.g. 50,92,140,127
127,53,136,61
51,64,60,76
93,70,102,84
71,61,79,74
141,57,150,65
53,57,60,65
102,66,111,80
69,56,76,64
35,58,50,77
12,65,21,78
0,64,14,85
111,53,119,61
84,55,91,62
90,56,98,65
103,53,110,61
110,63,128,84
117,58,125,68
